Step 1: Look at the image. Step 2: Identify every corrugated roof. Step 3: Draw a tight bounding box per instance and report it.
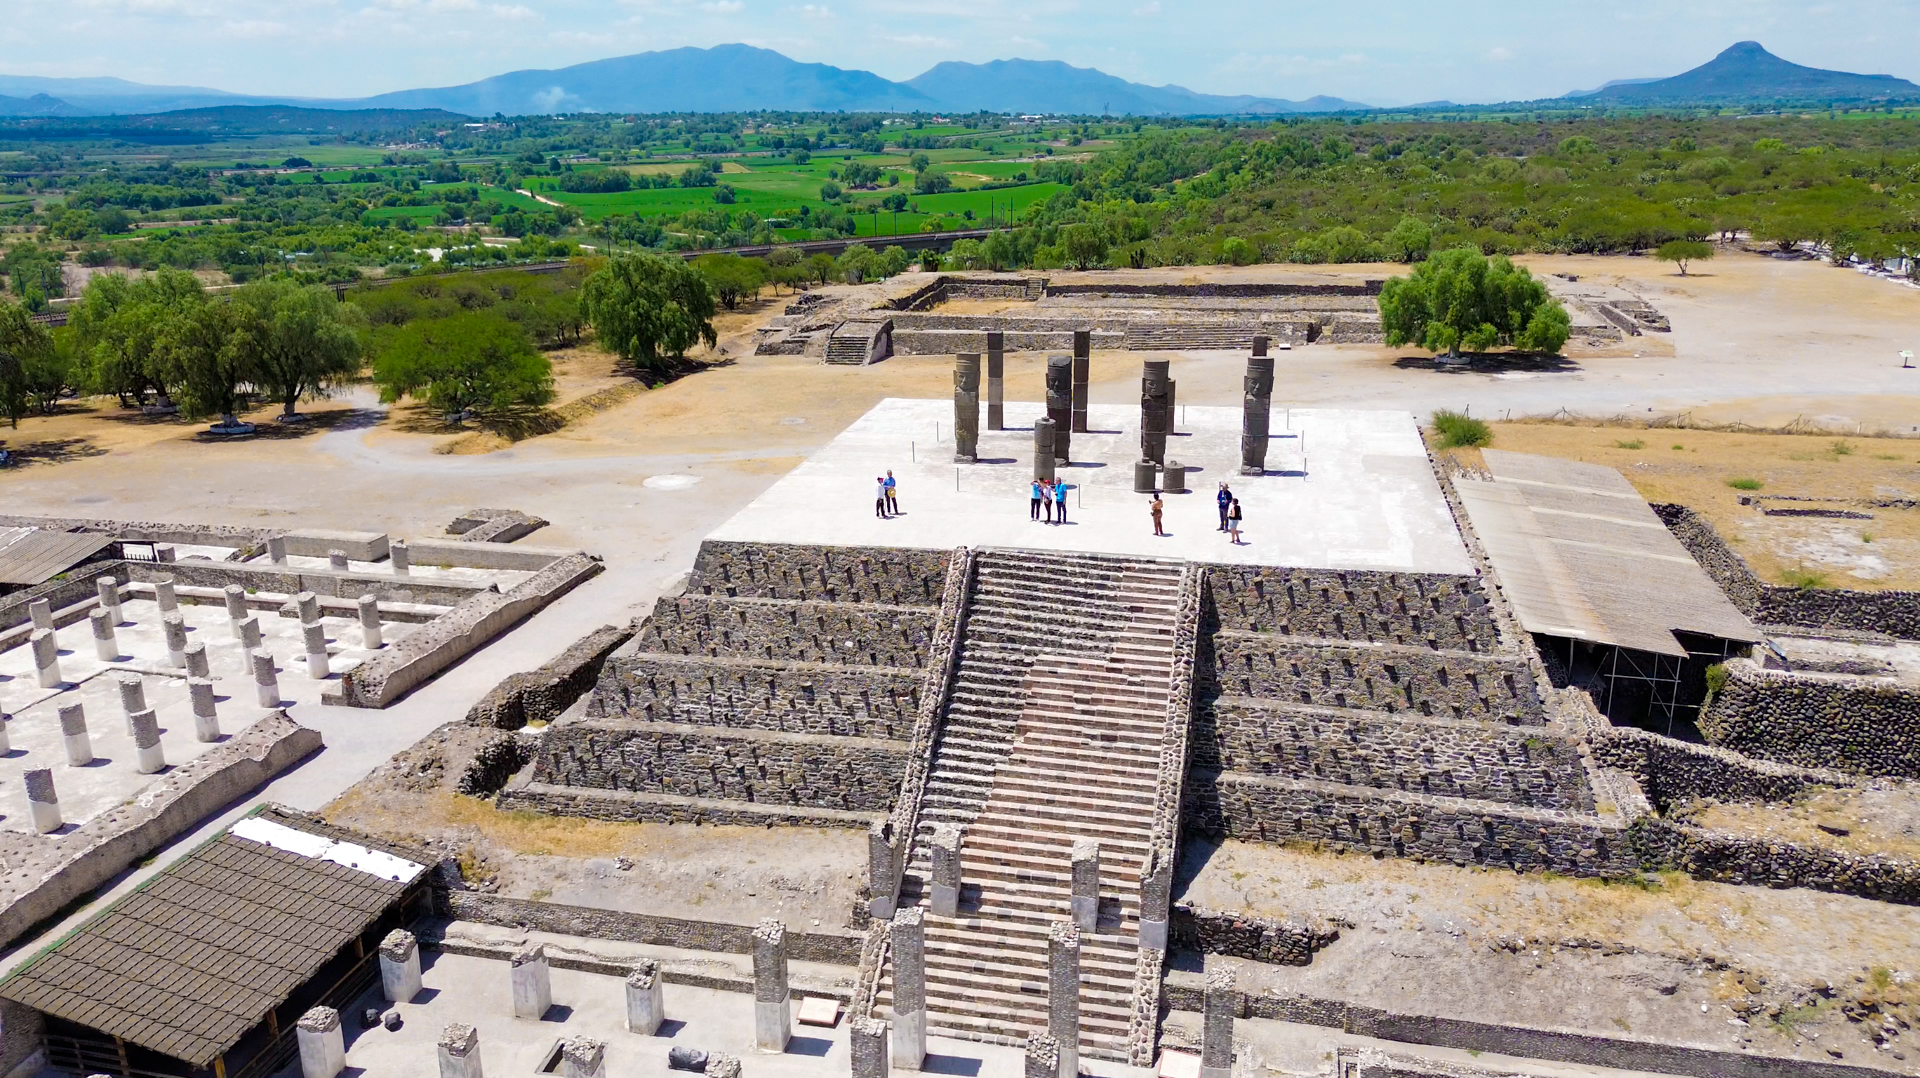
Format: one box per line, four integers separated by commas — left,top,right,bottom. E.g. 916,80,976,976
0,529,114,586
0,808,423,1067
1456,449,1760,657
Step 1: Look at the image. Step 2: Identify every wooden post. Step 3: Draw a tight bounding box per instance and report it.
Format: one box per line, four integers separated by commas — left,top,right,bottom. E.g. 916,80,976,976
114,1034,130,1077
215,1056,228,1078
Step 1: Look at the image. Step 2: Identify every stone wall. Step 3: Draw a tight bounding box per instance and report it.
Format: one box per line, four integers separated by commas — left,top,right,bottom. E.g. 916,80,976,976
1185,770,1636,877
1697,658,1920,778
1207,566,1501,653
1586,719,1856,809
531,721,908,812
637,595,938,669
587,656,923,740
689,541,950,606
1170,902,1340,966
441,891,862,964
0,561,121,634
128,559,482,607
1630,818,1919,906
1195,700,1590,810
1207,633,1543,725
466,624,637,729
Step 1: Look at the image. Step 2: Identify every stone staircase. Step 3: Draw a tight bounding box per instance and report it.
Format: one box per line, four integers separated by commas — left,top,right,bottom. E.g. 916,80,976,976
876,549,1185,1060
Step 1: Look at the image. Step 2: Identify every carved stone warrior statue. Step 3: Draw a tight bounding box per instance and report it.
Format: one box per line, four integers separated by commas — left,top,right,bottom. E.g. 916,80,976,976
1140,360,1171,465
1045,355,1074,463
1033,417,1058,483
1070,330,1091,433
953,354,981,462
1241,354,1276,475
986,331,1006,431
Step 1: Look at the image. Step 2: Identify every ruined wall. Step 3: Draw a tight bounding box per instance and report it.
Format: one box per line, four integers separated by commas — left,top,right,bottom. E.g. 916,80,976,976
689,542,951,606
1697,658,1920,778
1630,818,1919,906
1207,566,1501,652
466,624,636,729
637,595,937,669
0,561,121,635
1207,633,1542,724
1185,770,1635,877
586,656,923,740
1586,720,1855,809
531,722,907,812
1170,902,1340,966
1194,700,1589,810
441,891,862,964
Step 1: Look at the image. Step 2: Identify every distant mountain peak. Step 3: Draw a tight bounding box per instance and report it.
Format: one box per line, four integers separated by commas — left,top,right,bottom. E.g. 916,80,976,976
1584,41,1920,104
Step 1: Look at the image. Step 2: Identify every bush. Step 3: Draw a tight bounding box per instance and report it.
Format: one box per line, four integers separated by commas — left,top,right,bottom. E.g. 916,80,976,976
1726,477,1763,490
1431,409,1492,448
370,313,554,418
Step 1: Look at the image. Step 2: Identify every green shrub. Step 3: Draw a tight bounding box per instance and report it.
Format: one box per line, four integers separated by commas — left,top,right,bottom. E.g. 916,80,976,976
1703,663,1728,705
1726,477,1763,490
1431,410,1492,448
1613,439,1644,449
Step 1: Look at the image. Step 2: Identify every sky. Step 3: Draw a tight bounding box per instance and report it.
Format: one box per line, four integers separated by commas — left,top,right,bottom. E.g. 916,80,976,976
4,0,1917,105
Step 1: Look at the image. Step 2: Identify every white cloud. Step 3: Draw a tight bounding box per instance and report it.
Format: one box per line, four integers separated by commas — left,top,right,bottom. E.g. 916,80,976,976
890,33,954,47
1339,52,1366,64
489,2,538,17
1010,34,1045,48
1132,1,1160,13
700,0,745,10
794,2,830,16
217,19,289,38
1487,46,1513,61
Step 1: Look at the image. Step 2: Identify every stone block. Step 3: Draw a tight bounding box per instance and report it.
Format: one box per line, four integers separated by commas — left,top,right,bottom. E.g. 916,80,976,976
752,919,790,1052
929,824,962,917
626,961,664,1035
510,942,552,1019
437,1022,482,1078
379,928,422,1003
1069,838,1099,931
559,1036,605,1078
851,1016,889,1078
130,710,164,775
59,704,91,767
296,1006,345,1078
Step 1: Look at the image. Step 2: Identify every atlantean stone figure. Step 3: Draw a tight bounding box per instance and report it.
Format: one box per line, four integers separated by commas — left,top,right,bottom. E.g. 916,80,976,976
953,353,981,463
1033,418,1058,484
1242,338,1276,476
986,331,1006,430
1140,360,1172,465
1070,330,1091,433
1045,355,1073,462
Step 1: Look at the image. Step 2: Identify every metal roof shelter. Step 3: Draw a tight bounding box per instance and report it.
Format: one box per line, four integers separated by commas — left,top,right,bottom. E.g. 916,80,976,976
1455,450,1761,725
0,806,431,1078
0,527,115,588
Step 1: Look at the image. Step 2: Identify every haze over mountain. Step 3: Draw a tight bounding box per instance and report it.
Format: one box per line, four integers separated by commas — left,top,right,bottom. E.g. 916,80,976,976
1568,42,1920,104
904,58,1367,115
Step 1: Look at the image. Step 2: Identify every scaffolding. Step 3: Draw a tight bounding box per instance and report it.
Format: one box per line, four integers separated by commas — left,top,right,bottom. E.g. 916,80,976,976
1547,632,1745,737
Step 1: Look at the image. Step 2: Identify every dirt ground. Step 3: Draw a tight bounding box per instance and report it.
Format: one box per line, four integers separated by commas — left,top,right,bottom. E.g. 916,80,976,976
1178,838,1920,1069
1683,781,1920,863
324,723,867,932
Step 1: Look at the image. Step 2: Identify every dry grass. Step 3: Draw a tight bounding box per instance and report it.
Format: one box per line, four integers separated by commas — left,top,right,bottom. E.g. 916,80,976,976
1487,422,1920,590
1687,783,1920,862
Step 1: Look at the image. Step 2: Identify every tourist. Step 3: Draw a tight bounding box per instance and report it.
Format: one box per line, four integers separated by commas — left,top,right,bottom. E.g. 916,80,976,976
884,470,899,515
1150,492,1165,537
1228,498,1243,544
876,477,889,519
1053,478,1068,525
1217,482,1232,531
1031,479,1044,522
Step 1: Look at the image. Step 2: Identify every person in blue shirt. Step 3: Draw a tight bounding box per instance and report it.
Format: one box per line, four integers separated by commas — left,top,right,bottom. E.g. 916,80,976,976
1031,479,1044,522
884,470,899,515
1217,482,1232,532
1053,478,1068,525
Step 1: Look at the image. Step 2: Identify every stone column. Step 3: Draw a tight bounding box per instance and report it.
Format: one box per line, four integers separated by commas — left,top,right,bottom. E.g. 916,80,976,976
97,576,123,623
31,629,61,689
890,907,926,1069
1138,846,1173,951
117,673,147,728
1048,921,1079,1078
752,919,790,1052
90,608,119,661
154,575,178,614
1200,970,1240,1078
1241,354,1275,476
267,535,288,565
953,354,981,463
358,595,383,650
59,704,92,766
24,768,59,834
1140,360,1171,465
225,584,249,630
986,330,1005,430
295,1006,345,1078
851,1016,890,1078
559,1037,605,1078
240,616,263,650
1045,355,1073,463
1070,330,1090,434
130,710,164,774
328,549,349,571
380,929,423,1003
510,942,552,1019
867,819,896,921
252,648,282,708
1069,839,1099,931
162,613,188,669
296,591,321,623
928,824,962,917
189,678,221,741
1166,378,1178,436
1024,1032,1060,1078
1033,419,1058,484
437,1023,482,1078
184,641,210,679
304,621,330,679
391,539,411,576
27,598,52,632
625,960,664,1035
0,710,10,754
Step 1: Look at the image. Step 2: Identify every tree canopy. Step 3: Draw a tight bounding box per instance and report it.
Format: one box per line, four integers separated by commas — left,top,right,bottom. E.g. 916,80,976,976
1378,247,1571,357
228,280,369,418
579,253,717,372
371,312,553,419
1655,240,1716,276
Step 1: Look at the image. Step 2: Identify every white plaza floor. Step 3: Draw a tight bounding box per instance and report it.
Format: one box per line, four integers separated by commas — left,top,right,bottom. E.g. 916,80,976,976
709,399,1473,574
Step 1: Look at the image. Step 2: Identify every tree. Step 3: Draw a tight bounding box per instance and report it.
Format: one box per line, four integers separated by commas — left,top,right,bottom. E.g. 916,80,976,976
1384,217,1433,262
692,254,766,310
158,299,253,424
1654,239,1714,276
372,314,554,419
21,327,77,415
69,267,205,407
1060,224,1108,270
579,252,718,372
0,299,53,428
803,253,839,285
1378,247,1571,358
229,280,370,419
819,181,843,202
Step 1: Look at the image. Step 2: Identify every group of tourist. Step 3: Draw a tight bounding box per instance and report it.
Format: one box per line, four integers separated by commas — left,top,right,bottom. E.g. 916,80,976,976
1146,481,1243,543
1030,477,1071,524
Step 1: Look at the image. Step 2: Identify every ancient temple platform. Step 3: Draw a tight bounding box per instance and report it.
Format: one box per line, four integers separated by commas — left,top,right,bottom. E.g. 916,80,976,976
709,398,1472,573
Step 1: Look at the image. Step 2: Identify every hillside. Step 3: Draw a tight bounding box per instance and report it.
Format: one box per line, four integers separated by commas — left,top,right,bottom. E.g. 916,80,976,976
1588,42,1920,105
0,93,83,118
904,58,1369,114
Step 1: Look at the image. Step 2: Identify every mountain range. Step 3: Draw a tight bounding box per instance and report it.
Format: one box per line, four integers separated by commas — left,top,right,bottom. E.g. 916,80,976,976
1,41,1913,120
